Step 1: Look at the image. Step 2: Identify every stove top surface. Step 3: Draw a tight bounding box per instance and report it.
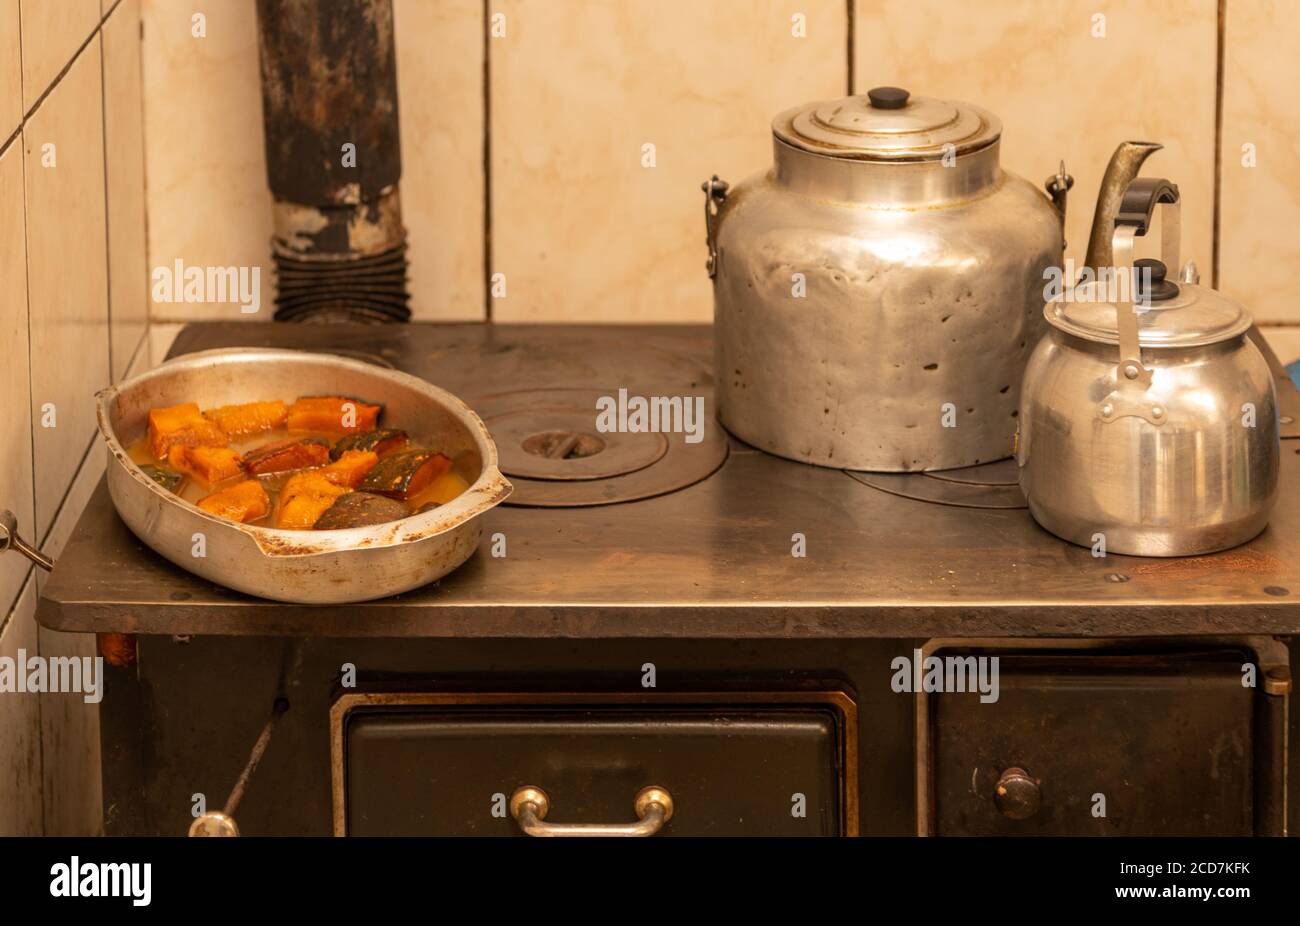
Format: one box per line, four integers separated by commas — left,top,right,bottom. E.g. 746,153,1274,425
38,322,1300,639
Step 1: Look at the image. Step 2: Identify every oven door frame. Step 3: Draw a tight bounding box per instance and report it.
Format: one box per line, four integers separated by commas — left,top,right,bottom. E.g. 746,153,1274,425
331,689,859,836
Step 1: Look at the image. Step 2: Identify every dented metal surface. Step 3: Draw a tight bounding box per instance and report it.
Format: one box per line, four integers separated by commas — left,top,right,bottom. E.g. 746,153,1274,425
708,89,1066,472
94,348,511,604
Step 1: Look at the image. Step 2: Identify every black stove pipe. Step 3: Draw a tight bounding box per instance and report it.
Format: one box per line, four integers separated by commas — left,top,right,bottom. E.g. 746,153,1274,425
255,0,410,323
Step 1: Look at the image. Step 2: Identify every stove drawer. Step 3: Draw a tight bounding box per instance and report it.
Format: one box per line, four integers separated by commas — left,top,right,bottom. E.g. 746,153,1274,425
918,641,1289,836
332,692,856,836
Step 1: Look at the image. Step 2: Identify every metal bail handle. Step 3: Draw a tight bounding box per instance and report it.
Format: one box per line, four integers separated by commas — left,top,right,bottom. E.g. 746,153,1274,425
1108,177,1181,387
700,175,729,279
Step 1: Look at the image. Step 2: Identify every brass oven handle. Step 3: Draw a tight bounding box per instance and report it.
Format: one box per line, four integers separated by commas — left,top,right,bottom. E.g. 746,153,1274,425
509,785,674,837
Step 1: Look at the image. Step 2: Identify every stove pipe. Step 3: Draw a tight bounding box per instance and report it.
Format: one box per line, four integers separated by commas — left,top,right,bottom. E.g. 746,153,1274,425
255,0,410,323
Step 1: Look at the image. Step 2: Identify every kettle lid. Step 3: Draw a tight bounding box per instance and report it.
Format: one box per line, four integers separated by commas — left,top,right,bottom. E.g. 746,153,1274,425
773,86,1001,161
1048,259,1253,348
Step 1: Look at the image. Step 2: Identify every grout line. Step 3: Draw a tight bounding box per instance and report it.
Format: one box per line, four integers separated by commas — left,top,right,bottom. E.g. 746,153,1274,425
482,0,493,323
0,570,35,644
121,325,148,377
100,29,115,380
37,430,101,552
846,0,855,95
1212,0,1225,289
1,0,124,160
137,2,152,355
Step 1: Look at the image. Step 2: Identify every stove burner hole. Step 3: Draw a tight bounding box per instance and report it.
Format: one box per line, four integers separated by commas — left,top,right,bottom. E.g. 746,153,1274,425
522,430,607,460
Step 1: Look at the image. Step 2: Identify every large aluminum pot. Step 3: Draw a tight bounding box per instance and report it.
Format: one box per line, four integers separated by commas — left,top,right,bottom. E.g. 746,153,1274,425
1018,178,1279,556
704,85,1070,471
96,348,512,603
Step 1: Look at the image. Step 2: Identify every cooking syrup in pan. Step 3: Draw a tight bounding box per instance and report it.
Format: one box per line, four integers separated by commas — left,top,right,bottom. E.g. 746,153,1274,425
125,427,470,529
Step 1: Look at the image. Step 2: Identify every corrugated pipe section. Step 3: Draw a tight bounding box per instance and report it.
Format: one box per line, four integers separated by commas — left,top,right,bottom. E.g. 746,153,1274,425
255,0,410,323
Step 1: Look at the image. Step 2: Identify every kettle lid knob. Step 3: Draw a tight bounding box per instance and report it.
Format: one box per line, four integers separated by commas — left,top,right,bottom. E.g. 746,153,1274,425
867,86,910,109
1134,258,1180,302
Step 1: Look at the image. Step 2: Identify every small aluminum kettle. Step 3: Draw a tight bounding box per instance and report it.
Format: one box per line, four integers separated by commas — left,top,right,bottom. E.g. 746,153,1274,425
1018,177,1280,556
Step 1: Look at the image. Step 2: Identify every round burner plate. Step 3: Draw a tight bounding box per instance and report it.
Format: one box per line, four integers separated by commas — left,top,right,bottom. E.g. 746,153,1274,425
469,388,728,507
489,410,668,481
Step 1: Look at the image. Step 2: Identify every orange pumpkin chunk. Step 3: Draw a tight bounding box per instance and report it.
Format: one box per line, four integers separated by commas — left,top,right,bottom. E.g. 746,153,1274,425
147,403,228,459
167,445,245,488
276,471,351,530
197,480,269,523
321,450,380,488
286,396,381,434
204,400,288,438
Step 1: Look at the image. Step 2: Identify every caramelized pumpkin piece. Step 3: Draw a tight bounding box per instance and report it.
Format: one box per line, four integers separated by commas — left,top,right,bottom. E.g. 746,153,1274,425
197,480,269,524
406,470,470,511
358,449,453,500
320,450,380,488
313,491,408,529
330,428,408,461
167,445,245,488
203,400,288,438
286,396,381,434
276,471,351,530
147,403,228,459
243,437,331,476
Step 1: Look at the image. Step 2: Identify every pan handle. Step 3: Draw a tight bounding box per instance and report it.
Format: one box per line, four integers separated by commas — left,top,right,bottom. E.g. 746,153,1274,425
0,509,54,572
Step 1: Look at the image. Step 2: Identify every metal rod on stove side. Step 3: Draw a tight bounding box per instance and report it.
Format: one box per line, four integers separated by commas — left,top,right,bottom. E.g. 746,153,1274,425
225,697,290,817
189,698,290,836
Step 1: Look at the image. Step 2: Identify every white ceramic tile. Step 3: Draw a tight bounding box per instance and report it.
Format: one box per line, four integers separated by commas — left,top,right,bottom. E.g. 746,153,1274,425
1219,0,1300,323
123,321,149,376
1,0,21,138
141,0,272,321
0,141,35,618
36,443,104,837
36,620,102,835
23,40,110,538
19,0,99,111
1261,328,1300,367
148,321,182,367
0,577,43,836
393,0,484,320
104,0,148,380
37,441,104,569
491,0,847,322
854,0,1217,277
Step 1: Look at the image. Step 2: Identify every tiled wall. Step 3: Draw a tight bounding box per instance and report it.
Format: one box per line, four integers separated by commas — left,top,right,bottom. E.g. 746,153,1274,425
1,0,148,835
137,0,1300,364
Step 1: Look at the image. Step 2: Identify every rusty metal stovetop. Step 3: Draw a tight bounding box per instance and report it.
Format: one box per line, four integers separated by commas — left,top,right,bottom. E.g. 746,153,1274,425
37,322,1300,640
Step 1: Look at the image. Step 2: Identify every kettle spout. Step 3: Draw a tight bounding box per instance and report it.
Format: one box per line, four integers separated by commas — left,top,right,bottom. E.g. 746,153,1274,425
1083,141,1162,274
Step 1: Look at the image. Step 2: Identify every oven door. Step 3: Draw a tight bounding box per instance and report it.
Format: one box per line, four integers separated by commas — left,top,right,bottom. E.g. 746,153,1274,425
332,692,857,836
917,638,1289,836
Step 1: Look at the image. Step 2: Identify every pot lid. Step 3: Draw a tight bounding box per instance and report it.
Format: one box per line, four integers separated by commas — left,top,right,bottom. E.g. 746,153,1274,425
1048,259,1253,348
773,86,1001,161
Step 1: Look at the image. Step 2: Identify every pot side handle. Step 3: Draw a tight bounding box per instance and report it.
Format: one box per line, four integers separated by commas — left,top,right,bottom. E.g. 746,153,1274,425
1043,161,1073,245
700,175,729,279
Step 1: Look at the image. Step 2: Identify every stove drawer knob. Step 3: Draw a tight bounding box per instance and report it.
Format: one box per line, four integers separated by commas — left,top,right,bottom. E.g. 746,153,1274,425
994,767,1041,820
188,811,239,837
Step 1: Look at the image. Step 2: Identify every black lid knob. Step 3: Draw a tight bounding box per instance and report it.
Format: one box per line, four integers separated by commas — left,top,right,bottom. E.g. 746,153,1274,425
1134,258,1179,302
867,86,909,110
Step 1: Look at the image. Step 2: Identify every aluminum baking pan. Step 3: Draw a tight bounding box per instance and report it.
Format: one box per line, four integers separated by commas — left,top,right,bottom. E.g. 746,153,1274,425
95,347,511,604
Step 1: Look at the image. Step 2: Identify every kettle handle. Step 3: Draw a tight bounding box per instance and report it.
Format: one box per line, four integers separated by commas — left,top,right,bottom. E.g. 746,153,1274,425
1108,177,1181,387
